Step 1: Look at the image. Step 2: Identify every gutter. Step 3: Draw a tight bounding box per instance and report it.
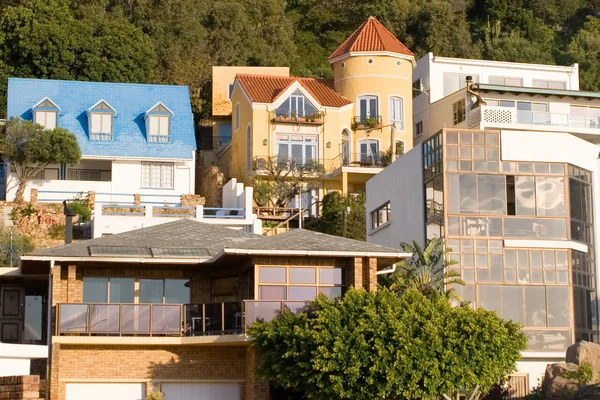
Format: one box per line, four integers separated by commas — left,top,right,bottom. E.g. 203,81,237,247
210,248,411,262
20,255,212,264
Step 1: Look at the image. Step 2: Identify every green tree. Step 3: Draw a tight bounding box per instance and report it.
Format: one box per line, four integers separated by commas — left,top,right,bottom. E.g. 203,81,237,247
3,118,81,202
567,16,600,91
0,228,34,267
308,192,366,241
249,288,527,400
379,239,464,302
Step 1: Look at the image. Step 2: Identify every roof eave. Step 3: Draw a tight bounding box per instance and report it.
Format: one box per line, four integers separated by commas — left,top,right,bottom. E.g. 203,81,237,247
20,255,212,264
328,51,415,67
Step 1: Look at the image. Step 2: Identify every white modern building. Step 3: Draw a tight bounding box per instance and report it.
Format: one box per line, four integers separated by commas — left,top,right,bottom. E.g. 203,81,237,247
367,57,600,395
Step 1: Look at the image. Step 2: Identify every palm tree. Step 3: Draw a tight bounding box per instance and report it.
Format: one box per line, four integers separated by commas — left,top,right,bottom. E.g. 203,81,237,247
379,238,465,302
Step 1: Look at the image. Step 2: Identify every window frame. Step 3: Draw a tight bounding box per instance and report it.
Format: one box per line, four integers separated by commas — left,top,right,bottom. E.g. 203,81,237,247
276,134,318,166
357,95,379,120
371,201,391,230
453,98,467,125
389,96,404,130
415,120,423,136
256,265,346,301
234,103,240,131
34,110,58,130
82,277,190,304
227,82,234,101
141,162,174,189
412,78,423,98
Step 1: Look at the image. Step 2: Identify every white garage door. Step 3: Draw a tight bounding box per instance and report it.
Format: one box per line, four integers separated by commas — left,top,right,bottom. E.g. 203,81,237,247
66,383,145,400
162,383,241,400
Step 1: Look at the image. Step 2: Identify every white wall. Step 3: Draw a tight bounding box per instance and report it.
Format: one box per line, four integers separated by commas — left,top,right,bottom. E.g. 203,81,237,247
6,156,195,205
0,343,48,377
414,53,579,105
366,143,425,248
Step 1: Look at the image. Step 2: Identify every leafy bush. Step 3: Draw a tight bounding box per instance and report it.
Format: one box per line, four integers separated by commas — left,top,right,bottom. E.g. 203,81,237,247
68,192,92,223
146,392,164,400
48,224,66,240
0,228,34,267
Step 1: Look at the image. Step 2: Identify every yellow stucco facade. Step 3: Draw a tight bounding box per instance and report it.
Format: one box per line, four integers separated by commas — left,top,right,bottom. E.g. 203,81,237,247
214,17,415,198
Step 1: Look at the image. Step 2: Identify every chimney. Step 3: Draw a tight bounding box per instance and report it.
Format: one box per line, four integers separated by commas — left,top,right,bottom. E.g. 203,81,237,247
63,200,76,244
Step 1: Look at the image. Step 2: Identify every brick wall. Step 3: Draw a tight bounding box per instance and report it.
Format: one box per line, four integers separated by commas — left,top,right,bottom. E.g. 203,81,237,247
245,348,269,400
50,345,251,400
0,375,43,399
350,257,378,292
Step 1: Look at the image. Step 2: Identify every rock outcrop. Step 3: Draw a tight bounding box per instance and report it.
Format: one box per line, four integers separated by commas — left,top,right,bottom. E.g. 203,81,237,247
544,341,600,399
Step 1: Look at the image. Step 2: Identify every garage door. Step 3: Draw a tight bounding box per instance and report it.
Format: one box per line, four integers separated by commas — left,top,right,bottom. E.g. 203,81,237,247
66,383,145,400
162,383,241,400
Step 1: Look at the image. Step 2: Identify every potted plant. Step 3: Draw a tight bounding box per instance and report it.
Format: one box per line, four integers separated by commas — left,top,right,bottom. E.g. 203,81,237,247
366,117,378,129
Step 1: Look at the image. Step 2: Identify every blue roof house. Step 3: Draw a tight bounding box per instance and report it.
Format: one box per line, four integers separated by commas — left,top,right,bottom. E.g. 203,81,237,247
5,78,197,205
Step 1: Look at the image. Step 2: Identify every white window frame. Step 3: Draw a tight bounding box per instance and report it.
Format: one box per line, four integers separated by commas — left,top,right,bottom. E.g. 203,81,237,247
389,96,404,130
358,139,379,161
371,201,391,230
453,98,466,125
227,82,234,101
488,76,523,87
443,73,478,97
235,103,240,132
276,134,318,166
149,115,170,137
141,162,174,189
357,95,379,120
290,94,306,116
34,110,57,130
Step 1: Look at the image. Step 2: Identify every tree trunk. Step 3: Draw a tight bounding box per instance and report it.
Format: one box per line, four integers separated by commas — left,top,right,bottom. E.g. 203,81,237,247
14,179,27,203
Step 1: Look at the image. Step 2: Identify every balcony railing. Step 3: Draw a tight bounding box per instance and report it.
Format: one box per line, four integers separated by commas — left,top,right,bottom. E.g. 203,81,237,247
148,134,171,143
271,109,324,125
56,301,308,336
325,152,389,172
90,132,114,141
351,115,383,130
473,105,600,131
253,156,324,174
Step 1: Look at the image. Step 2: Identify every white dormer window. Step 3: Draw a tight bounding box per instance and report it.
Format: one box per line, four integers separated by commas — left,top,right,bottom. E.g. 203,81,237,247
32,97,60,130
87,100,116,141
145,102,173,143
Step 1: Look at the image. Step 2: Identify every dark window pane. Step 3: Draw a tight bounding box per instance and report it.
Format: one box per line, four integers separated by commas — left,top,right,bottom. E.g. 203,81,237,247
165,279,190,304
83,277,108,303
109,278,134,303
139,279,164,304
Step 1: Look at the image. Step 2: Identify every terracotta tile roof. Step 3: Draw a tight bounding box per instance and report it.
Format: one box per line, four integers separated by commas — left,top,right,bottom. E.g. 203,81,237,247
236,74,352,108
328,16,414,60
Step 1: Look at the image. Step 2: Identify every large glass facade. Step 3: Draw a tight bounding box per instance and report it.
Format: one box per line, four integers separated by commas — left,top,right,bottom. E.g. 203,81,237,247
433,129,599,351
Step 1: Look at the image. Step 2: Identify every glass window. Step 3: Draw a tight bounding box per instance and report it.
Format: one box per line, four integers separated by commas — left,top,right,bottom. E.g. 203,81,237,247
536,177,565,217
165,279,190,304
259,267,287,283
488,76,523,86
141,162,173,189
24,295,43,341
259,286,286,300
277,134,318,166
547,287,570,327
319,287,342,299
503,218,567,239
139,279,164,304
227,82,234,100
502,286,524,324
453,98,466,125
371,202,391,230
288,286,317,301
358,95,379,120
235,103,240,130
34,110,57,130
390,96,403,130
290,268,316,284
83,277,108,303
319,268,343,285
525,286,547,327
109,278,134,303
479,285,501,315
412,78,423,98
90,113,113,135
448,174,505,214
515,176,535,216
443,73,477,96
149,115,170,137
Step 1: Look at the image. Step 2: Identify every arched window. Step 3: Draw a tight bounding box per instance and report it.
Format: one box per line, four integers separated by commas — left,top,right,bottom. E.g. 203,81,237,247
246,125,252,171
341,129,351,165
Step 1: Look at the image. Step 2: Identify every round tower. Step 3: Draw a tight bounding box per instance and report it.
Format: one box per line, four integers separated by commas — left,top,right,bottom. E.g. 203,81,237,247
328,16,415,155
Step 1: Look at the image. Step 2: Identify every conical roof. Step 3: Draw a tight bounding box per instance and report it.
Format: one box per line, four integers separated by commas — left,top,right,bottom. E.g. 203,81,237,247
328,16,414,61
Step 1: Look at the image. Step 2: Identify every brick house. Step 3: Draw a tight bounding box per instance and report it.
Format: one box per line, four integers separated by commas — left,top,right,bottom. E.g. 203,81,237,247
20,220,407,400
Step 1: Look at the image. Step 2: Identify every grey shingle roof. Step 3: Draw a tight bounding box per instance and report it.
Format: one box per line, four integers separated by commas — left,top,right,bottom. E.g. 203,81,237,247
27,219,260,258
25,220,404,260
234,229,402,254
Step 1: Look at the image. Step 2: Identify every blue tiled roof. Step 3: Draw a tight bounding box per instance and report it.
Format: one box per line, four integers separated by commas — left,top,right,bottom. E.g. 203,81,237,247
7,78,197,159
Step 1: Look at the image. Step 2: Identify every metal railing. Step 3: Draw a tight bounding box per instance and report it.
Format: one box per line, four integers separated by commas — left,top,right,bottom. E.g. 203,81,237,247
67,169,111,182
271,109,325,125
476,105,600,130
352,115,383,130
203,207,245,219
56,301,309,336
326,152,389,172
253,156,324,173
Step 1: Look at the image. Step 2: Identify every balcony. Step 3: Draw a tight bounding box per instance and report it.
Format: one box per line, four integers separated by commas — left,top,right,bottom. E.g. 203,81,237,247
147,134,171,143
253,156,325,174
90,132,114,141
471,105,600,133
270,109,324,125
325,152,389,173
351,115,383,130
56,301,308,337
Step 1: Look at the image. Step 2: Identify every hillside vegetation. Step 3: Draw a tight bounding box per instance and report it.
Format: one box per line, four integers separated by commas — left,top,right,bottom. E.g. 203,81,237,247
0,0,598,119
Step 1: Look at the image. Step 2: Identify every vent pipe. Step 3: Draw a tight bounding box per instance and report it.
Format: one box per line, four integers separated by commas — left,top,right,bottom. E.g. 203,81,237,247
63,200,76,244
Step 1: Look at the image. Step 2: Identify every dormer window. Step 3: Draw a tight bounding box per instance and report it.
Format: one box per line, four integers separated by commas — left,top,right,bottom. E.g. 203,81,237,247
145,102,173,143
275,90,318,120
87,100,116,141
32,97,59,130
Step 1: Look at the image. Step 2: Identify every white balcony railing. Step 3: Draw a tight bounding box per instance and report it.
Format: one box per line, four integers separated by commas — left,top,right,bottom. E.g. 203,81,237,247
471,105,600,131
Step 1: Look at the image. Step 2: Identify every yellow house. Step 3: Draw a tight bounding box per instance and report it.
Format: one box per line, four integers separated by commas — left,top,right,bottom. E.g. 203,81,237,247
217,16,415,197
